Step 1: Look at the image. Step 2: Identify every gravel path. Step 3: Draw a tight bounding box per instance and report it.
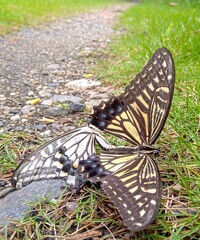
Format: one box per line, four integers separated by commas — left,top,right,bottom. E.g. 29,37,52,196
0,4,131,136
0,3,133,229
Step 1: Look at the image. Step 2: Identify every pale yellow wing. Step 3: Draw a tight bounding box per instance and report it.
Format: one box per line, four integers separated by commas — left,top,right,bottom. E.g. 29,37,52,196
90,47,175,145
79,150,161,231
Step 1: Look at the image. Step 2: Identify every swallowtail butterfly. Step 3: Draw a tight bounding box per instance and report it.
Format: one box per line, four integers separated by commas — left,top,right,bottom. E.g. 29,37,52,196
79,47,175,231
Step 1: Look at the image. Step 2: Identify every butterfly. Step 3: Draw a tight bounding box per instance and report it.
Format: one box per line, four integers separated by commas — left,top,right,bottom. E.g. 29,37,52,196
79,47,175,231
11,125,113,189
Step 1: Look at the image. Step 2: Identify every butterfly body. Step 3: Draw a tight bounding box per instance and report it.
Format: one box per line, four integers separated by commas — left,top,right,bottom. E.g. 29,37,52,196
80,47,175,231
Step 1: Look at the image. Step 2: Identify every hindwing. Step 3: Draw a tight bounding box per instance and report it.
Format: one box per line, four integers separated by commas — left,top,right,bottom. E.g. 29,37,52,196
11,126,101,189
79,151,161,231
91,48,175,145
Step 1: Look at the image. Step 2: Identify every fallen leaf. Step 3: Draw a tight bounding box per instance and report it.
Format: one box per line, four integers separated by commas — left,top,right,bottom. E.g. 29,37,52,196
38,117,55,123
26,98,41,105
83,73,93,78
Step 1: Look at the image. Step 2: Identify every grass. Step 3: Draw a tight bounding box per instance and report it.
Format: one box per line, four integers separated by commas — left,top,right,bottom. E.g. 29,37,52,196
0,0,122,35
0,0,200,239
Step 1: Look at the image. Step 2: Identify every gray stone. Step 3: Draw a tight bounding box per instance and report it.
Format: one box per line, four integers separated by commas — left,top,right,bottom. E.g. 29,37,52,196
0,179,69,227
10,114,20,121
15,126,24,131
11,109,19,114
65,202,77,212
68,79,101,88
61,125,76,133
50,95,83,104
44,106,68,117
48,83,58,87
69,103,85,113
36,123,45,131
21,105,32,114
38,89,51,97
0,121,3,127
28,91,35,96
39,130,52,137
51,122,61,130
46,64,60,70
41,99,53,106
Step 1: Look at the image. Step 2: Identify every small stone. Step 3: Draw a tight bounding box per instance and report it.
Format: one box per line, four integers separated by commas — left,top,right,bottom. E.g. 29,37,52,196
15,126,24,131
42,70,49,76
40,130,52,137
11,115,20,121
89,92,110,100
65,202,77,212
62,126,76,132
0,129,5,133
21,119,28,123
44,106,68,117
11,109,19,114
68,79,101,88
0,180,8,187
48,83,58,87
50,95,83,104
69,103,85,113
51,123,61,130
21,105,32,115
0,121,3,127
41,99,53,106
10,92,16,96
36,123,45,131
38,90,51,97
46,64,60,70
28,91,35,96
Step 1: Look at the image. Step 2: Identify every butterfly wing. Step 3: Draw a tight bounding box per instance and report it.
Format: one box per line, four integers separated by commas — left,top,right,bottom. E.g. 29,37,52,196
11,126,102,189
91,47,175,145
79,150,161,231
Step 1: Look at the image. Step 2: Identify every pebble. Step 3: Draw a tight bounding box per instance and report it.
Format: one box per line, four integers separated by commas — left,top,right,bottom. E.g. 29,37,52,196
28,91,35,96
10,115,20,121
89,92,110,100
15,126,24,131
43,106,69,117
62,125,76,133
69,103,85,113
51,122,61,130
0,121,3,127
39,130,52,137
46,64,60,70
38,89,51,97
68,79,101,88
11,109,19,114
36,123,46,131
48,83,58,87
65,202,77,212
21,105,32,114
41,99,53,106
50,95,83,104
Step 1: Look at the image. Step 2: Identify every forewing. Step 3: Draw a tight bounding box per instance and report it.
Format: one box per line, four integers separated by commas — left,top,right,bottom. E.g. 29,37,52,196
79,151,161,231
11,127,97,188
91,47,175,145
